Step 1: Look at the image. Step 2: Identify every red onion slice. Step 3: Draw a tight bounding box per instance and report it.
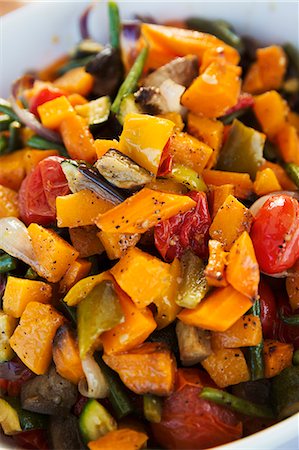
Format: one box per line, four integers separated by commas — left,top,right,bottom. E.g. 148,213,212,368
79,5,93,40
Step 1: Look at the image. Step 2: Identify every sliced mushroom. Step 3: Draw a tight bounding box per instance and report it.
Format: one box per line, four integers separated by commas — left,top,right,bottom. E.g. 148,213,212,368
176,320,212,366
95,149,153,189
143,55,199,89
49,414,85,450
21,366,77,415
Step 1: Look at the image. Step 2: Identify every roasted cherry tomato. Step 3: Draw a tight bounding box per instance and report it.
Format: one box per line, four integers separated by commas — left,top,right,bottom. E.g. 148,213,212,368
151,369,242,450
251,194,299,274
19,156,70,226
13,430,49,450
154,191,211,262
29,87,64,117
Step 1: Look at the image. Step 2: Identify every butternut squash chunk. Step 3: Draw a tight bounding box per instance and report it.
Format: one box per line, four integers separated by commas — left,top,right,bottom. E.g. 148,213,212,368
103,342,176,396
202,170,253,199
159,112,184,131
254,91,288,138
95,188,196,234
69,225,105,258
28,223,79,283
243,63,264,95
60,113,97,163
204,240,228,288
119,113,174,175
0,150,26,191
178,285,253,332
3,276,52,318
56,190,113,228
209,195,253,251
259,161,296,191
187,113,224,168
94,139,120,158
59,258,92,294
53,324,84,385
88,428,148,450
288,111,299,133
38,96,74,129
201,348,250,388
226,231,259,300
54,67,94,96
257,45,287,91
181,61,241,118
23,149,59,174
210,184,235,218
168,132,213,174
67,93,88,106
0,185,19,218
98,231,140,260
101,287,157,355
275,122,299,165
253,168,282,196
10,302,64,375
263,340,293,378
211,314,262,349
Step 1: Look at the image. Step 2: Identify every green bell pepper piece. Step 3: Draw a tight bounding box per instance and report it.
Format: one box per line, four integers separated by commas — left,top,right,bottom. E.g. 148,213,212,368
169,163,207,192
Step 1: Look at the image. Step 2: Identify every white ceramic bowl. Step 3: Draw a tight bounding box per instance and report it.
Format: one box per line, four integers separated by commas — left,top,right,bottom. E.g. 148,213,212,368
1,1,299,449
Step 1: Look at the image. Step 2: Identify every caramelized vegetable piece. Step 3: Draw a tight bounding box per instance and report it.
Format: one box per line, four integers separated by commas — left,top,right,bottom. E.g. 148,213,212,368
201,348,250,388
101,287,157,355
204,240,228,287
0,184,19,218
23,149,60,174
168,163,207,192
168,132,213,174
275,122,299,165
242,62,263,95
53,324,84,385
187,113,224,168
88,428,148,450
103,342,176,396
176,321,211,365
59,258,91,294
0,149,26,190
211,314,262,349
119,113,174,175
263,340,293,378
176,251,208,308
286,266,299,311
146,178,187,194
178,285,253,332
253,168,282,196
98,231,140,260
56,189,113,228
256,45,287,91
3,276,52,318
210,184,235,218
209,195,253,250
10,302,64,374
181,61,241,118
226,231,259,300
94,139,120,158
63,271,113,307
253,91,288,138
69,225,105,258
28,223,79,283
38,96,74,129
141,24,240,65
288,111,299,133
259,161,296,191
95,188,196,234
78,280,124,358
54,67,94,96
202,170,253,199
159,112,184,131
60,114,97,163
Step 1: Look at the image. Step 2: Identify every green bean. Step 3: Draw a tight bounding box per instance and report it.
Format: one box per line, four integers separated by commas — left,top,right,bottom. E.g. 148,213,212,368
111,46,148,115
200,387,274,418
0,114,12,132
0,135,8,155
26,135,68,157
108,2,121,50
293,349,299,365
143,394,162,423
95,355,134,419
284,162,299,188
279,311,299,326
0,99,19,122
283,43,299,75
8,121,23,152
0,254,17,274
186,17,244,53
248,300,264,380
220,107,250,125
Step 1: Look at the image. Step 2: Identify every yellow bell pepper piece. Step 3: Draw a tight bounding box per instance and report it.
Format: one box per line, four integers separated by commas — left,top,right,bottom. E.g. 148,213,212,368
38,96,74,129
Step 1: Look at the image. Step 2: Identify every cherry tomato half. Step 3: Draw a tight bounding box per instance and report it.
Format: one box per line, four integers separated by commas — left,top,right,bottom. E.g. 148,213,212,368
19,156,70,226
29,87,64,117
154,191,211,262
151,369,242,450
251,194,299,274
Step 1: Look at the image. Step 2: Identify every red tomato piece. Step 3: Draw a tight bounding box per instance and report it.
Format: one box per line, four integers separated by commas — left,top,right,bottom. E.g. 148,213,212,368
251,194,299,274
13,430,49,450
157,140,173,177
154,191,211,262
29,87,64,117
151,368,242,450
224,92,254,116
19,156,70,226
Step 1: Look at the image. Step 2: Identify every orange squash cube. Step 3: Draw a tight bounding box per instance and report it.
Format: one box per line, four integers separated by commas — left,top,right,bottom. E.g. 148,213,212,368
37,96,74,129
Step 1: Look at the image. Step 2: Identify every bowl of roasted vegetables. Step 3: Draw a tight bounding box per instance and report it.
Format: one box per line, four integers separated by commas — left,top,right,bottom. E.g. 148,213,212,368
0,1,299,449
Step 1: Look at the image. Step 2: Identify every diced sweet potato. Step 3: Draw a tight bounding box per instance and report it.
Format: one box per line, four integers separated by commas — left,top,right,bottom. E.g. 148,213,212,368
263,339,293,378
0,184,19,218
211,314,262,349
253,168,282,196
204,240,228,288
59,259,91,294
88,428,148,450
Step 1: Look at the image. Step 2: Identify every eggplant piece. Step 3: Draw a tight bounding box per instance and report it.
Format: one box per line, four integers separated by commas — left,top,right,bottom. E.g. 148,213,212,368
49,414,85,450
135,86,168,115
86,46,124,98
95,149,153,189
231,379,271,406
176,320,211,366
21,366,77,415
143,55,199,89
